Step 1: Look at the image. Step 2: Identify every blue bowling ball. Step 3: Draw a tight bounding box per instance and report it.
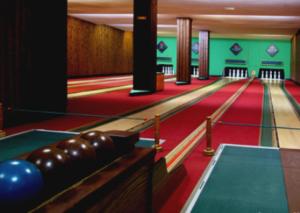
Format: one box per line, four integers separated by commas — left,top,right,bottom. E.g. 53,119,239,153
0,160,44,205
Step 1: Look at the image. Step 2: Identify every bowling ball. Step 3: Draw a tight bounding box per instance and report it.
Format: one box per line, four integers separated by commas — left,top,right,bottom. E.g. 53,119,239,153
56,137,97,175
80,131,116,164
0,160,44,205
27,147,71,187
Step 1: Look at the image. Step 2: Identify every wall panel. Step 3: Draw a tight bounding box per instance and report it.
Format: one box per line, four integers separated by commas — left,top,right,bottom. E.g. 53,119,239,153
0,0,67,126
67,17,133,77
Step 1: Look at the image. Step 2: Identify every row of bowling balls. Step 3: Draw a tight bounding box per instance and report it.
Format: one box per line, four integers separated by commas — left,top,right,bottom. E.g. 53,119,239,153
0,131,119,208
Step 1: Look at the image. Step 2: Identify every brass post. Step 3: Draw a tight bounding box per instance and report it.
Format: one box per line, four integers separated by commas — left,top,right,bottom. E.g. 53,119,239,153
203,116,214,156
154,114,163,151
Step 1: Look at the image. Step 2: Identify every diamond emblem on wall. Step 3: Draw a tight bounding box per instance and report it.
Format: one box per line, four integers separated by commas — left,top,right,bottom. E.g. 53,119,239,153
230,43,242,55
192,42,199,54
266,44,279,57
157,41,168,53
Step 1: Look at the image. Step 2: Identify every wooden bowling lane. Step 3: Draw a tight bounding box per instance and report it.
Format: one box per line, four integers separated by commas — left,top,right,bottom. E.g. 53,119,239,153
85,78,238,133
68,75,132,85
68,78,133,88
68,77,176,99
268,81,300,149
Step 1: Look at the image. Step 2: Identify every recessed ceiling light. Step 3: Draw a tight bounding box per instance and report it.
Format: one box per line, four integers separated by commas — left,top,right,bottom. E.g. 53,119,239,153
224,7,235,10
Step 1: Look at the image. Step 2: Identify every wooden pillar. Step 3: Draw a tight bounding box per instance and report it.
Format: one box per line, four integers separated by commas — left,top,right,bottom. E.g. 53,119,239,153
130,0,157,96
176,18,192,85
198,31,210,80
0,0,67,127
292,30,300,83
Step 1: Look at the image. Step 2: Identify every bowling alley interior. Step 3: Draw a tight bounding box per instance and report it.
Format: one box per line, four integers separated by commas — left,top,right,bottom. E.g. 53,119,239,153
1,0,300,212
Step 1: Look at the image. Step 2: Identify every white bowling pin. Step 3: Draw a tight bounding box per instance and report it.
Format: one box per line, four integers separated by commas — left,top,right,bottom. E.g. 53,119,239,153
233,69,236,78
229,69,232,77
270,70,273,79
237,69,240,78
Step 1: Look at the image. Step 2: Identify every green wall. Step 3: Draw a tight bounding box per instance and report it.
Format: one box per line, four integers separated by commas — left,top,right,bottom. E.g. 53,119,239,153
157,37,291,78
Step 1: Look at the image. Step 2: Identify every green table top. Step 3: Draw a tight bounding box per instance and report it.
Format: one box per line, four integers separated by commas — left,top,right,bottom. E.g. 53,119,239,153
0,129,77,162
184,145,289,213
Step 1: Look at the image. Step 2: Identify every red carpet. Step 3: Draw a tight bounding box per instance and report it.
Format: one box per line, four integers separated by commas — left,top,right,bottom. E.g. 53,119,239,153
285,80,300,104
5,78,216,135
141,80,246,160
157,79,264,212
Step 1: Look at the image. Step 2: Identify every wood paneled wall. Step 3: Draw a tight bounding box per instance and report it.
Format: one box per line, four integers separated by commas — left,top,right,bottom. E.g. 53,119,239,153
176,18,192,84
68,17,133,77
0,0,67,126
291,31,300,83
198,31,210,79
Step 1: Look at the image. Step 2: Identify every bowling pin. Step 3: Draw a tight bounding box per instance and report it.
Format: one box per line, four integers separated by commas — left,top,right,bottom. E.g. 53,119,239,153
229,69,232,78
233,69,236,78
270,70,273,79
274,71,277,80
237,69,240,78
278,71,281,80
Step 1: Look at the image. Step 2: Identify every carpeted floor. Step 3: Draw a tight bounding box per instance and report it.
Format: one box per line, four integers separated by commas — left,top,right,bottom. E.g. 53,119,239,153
156,79,264,212
284,80,300,104
141,80,246,160
5,78,216,135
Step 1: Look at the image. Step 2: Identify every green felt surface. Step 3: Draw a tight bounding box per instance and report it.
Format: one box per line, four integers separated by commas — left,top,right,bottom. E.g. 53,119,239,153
191,146,289,213
261,84,274,146
0,130,77,162
135,139,155,148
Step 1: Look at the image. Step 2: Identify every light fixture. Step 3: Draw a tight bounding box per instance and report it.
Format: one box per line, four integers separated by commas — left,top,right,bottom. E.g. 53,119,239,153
224,7,235,11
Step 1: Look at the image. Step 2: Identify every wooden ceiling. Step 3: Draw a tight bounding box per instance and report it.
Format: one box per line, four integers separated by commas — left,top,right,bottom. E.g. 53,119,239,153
68,0,300,39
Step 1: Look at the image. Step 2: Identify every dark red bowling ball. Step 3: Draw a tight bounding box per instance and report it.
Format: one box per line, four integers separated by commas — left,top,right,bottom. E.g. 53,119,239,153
56,137,97,174
27,147,71,187
80,131,116,164
80,130,103,141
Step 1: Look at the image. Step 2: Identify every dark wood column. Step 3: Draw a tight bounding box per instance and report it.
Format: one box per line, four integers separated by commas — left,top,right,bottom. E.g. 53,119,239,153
131,0,157,95
0,0,67,127
176,18,192,85
291,30,300,82
198,31,210,80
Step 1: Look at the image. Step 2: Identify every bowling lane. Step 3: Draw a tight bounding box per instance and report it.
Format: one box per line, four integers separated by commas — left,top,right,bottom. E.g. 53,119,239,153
68,75,132,85
86,78,238,132
268,81,300,149
68,77,176,98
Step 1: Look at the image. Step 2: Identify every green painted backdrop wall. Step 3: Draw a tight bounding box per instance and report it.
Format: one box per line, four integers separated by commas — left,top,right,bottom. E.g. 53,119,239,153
157,37,291,78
